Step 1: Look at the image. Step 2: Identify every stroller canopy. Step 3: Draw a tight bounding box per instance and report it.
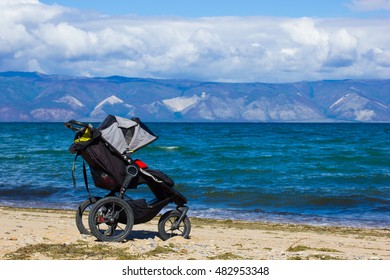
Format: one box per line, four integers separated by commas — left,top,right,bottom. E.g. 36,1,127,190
98,115,157,154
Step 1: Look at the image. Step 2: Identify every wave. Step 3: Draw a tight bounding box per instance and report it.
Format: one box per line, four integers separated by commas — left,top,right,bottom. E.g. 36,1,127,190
0,155,29,160
158,146,180,151
186,206,390,228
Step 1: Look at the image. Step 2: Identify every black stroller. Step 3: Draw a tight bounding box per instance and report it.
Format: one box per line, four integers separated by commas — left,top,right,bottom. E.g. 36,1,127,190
65,115,191,242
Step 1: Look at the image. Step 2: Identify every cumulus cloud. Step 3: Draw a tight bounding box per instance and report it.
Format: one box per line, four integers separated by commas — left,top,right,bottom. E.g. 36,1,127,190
323,29,358,67
1,0,390,82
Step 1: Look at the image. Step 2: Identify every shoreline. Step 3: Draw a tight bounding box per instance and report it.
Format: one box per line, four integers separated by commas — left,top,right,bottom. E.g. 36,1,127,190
1,203,387,229
0,206,389,260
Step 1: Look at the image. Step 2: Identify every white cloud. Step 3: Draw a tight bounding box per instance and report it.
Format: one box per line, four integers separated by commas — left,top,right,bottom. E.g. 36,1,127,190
1,0,390,82
348,0,390,11
324,29,358,67
364,48,390,67
281,17,326,46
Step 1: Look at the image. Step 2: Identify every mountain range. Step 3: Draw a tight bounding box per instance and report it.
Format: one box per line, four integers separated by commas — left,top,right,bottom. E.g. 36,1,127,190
1,71,389,122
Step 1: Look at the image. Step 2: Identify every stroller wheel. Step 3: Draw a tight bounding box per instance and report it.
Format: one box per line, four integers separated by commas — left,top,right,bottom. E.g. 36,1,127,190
158,210,191,241
75,197,101,235
88,196,134,242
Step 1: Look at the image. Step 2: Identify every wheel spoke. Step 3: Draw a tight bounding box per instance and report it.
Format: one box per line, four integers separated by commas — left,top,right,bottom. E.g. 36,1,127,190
116,224,125,231
167,218,174,226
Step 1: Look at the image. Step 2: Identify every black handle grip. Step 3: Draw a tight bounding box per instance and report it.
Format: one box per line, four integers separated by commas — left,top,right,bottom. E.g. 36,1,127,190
64,120,91,131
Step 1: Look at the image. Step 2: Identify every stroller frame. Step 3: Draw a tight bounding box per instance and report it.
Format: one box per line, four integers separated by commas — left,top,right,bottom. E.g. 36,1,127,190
65,116,191,242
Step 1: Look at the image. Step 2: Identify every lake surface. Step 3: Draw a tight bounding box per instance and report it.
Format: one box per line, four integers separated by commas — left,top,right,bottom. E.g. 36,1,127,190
0,122,389,228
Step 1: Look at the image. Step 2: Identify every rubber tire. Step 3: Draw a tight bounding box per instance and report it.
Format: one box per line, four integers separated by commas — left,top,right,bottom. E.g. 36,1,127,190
75,197,101,235
88,196,134,242
158,210,191,241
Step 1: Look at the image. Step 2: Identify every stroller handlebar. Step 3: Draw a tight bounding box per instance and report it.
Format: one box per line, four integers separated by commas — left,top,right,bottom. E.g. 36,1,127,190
64,120,92,131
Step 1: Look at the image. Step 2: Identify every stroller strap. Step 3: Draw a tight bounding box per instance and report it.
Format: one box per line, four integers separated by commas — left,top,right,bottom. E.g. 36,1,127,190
72,153,92,198
139,168,163,183
71,154,78,187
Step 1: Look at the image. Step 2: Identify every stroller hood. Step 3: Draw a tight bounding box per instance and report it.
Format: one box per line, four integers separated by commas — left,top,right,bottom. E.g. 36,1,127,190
98,115,157,154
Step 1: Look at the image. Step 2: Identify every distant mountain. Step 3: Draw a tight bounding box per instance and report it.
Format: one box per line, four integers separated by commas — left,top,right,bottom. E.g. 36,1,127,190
0,71,389,122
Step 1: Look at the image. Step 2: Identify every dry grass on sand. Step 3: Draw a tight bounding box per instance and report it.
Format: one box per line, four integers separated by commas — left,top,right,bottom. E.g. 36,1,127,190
0,206,389,260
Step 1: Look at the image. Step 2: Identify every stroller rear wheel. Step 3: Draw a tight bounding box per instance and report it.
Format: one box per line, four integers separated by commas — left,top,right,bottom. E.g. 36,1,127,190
76,197,101,235
158,210,191,241
88,196,134,242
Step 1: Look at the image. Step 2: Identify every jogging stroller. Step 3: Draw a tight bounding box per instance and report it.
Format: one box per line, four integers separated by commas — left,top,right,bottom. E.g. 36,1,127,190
65,115,191,242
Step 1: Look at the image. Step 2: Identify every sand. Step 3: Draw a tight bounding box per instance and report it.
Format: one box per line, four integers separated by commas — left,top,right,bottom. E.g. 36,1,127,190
0,206,389,260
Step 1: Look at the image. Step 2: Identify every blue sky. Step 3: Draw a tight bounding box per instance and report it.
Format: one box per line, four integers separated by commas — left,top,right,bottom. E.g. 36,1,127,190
40,0,387,17
1,0,390,82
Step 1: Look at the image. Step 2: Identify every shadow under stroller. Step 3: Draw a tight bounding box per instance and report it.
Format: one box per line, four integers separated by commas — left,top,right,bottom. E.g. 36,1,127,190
65,115,191,242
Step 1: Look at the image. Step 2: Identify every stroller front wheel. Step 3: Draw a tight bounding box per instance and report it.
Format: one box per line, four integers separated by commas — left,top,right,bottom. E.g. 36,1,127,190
88,196,134,242
158,210,191,241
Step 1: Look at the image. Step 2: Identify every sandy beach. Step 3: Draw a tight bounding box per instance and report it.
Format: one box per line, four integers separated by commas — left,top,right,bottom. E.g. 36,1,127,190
0,206,389,260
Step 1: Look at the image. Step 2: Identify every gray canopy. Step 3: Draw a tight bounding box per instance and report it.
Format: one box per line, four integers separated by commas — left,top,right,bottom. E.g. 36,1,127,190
98,115,157,154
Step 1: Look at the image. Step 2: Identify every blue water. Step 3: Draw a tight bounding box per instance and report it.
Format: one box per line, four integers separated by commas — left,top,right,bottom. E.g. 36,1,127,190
0,122,389,228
